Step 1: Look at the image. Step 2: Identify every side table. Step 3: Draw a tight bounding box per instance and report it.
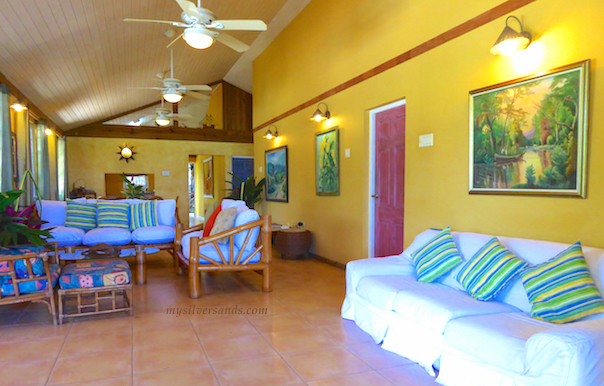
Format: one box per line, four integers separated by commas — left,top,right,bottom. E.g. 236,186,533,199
274,228,312,260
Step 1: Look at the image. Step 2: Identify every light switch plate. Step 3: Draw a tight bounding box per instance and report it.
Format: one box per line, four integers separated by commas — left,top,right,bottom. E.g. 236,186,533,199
162,170,170,176
258,166,263,173
419,134,434,147
345,148,351,158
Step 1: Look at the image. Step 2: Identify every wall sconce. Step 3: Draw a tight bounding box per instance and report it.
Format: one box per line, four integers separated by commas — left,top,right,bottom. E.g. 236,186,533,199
10,103,27,112
310,102,331,122
117,144,136,163
490,16,532,56
44,128,53,136
263,125,279,140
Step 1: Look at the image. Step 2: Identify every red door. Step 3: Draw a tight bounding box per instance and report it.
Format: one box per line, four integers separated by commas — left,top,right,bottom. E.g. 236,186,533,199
374,104,405,257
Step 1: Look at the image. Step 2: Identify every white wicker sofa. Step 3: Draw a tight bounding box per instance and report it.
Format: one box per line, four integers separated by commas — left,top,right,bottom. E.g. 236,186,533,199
342,229,604,386
37,198,180,284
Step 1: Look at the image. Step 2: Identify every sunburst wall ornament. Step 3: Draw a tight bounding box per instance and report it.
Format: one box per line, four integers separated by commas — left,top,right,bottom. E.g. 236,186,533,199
117,144,136,163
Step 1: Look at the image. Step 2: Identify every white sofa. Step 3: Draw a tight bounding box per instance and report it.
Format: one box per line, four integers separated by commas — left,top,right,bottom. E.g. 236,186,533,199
342,229,604,386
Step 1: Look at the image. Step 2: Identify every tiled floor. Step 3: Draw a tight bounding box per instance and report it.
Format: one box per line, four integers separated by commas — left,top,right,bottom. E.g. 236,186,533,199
0,252,439,386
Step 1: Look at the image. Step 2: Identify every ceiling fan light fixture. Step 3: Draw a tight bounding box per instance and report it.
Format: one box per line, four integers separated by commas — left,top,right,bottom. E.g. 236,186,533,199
162,89,183,104
155,116,171,126
183,26,215,50
491,16,532,56
311,102,331,122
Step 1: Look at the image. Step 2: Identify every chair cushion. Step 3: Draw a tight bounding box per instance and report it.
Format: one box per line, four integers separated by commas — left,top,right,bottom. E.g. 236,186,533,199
203,205,222,238
0,245,46,278
356,275,449,311
411,227,462,283
47,226,85,247
65,201,97,231
132,225,175,245
209,207,237,244
444,313,552,373
1,264,61,296
129,201,158,230
59,260,131,289
521,241,604,323
234,209,260,252
456,237,528,301
82,227,132,247
97,201,129,230
38,200,67,227
181,231,260,264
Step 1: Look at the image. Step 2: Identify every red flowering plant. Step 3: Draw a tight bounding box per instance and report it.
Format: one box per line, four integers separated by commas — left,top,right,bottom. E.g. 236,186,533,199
0,190,51,247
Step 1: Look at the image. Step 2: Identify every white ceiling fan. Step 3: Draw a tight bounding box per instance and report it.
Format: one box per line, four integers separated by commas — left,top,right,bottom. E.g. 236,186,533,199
124,0,267,53
130,99,193,127
130,50,212,104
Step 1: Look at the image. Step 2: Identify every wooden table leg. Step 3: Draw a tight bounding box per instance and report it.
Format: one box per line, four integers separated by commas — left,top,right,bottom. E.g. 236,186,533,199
135,246,146,285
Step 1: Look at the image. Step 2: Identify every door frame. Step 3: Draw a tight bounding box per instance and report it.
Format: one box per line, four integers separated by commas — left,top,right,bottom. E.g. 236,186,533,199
368,99,406,258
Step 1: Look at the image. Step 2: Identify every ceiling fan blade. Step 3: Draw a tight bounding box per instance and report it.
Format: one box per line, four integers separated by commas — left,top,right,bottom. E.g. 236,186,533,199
187,91,211,100
166,31,185,48
168,113,193,119
216,33,249,53
124,18,179,25
183,85,212,91
128,87,165,90
213,20,267,31
175,0,201,19
139,114,156,124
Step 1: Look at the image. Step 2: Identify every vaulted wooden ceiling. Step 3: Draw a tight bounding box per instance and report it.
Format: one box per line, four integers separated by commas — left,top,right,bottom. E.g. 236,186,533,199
0,0,291,131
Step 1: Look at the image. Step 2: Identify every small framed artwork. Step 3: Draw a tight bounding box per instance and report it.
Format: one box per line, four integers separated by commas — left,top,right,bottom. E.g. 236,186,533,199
315,126,339,196
265,146,288,202
203,156,214,198
469,60,589,197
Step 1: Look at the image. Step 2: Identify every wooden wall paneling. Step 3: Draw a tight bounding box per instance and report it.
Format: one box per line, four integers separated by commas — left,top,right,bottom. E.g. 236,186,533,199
222,82,252,132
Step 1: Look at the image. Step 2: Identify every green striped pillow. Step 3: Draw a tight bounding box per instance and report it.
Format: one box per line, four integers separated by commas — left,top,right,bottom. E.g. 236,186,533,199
97,201,129,230
129,201,158,231
411,227,462,283
65,201,97,231
456,237,528,301
520,242,604,323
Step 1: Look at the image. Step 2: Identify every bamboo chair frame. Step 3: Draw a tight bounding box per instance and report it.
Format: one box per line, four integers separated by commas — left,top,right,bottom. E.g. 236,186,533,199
174,214,272,298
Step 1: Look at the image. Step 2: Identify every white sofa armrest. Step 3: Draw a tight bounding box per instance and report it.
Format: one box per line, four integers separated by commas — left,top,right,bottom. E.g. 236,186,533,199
345,256,415,296
525,318,604,386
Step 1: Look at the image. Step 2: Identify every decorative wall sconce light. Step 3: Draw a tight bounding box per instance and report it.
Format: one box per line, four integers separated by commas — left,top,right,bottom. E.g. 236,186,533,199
263,125,279,140
490,16,532,56
117,144,136,163
44,128,53,136
310,102,331,122
10,102,27,112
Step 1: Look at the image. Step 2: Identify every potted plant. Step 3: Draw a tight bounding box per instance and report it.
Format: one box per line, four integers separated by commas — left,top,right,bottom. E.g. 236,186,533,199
225,173,266,209
120,174,146,199
0,190,51,247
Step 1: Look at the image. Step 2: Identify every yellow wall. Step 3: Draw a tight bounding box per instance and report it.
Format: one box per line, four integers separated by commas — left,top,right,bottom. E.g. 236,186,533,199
66,137,253,222
253,0,604,264
206,83,224,130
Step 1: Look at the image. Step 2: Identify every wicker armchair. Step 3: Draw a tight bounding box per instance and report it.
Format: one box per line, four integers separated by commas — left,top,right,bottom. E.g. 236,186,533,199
174,214,272,298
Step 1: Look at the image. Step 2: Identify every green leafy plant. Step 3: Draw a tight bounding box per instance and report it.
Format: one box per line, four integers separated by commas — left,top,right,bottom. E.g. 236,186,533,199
0,190,51,247
120,174,145,199
225,172,265,209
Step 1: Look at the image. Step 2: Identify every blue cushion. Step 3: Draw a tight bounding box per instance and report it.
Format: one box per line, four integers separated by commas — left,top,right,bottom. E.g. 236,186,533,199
233,209,260,252
59,260,131,289
129,201,158,230
157,200,176,227
181,231,260,264
1,264,61,296
65,201,97,231
132,225,175,245
47,226,85,247
82,227,132,247
0,246,46,278
97,201,130,230
38,200,67,227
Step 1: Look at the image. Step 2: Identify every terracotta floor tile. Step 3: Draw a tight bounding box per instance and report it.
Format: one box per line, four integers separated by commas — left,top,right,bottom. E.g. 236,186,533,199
346,342,413,369
61,331,132,357
133,323,196,348
14,310,56,325
307,371,394,386
0,311,24,326
193,319,260,341
264,327,338,354
213,356,302,386
133,341,208,374
132,311,192,330
246,313,314,333
299,308,347,327
378,365,439,386
69,316,132,336
202,334,277,363
187,312,248,325
133,365,219,386
57,376,133,386
318,322,374,345
0,358,55,386
1,323,71,341
283,346,371,381
0,336,65,362
48,350,132,385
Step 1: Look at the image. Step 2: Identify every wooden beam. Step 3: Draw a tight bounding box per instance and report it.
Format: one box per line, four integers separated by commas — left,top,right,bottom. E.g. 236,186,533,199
253,0,536,132
64,123,253,143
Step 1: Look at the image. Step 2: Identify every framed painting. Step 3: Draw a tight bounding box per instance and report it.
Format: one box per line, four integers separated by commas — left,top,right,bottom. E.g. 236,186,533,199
203,156,213,198
265,146,288,202
315,126,339,196
469,60,589,197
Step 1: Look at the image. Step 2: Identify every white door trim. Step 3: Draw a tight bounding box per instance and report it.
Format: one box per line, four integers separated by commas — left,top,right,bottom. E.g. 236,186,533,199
368,99,406,259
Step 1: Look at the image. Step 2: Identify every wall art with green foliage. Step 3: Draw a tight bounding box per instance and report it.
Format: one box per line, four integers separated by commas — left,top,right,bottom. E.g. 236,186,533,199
315,126,340,196
469,60,589,197
265,146,288,203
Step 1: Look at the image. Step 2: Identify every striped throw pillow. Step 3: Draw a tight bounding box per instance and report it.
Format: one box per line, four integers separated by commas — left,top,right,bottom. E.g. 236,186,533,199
456,237,528,301
97,202,129,230
129,201,158,231
521,242,604,323
411,227,462,283
65,201,97,231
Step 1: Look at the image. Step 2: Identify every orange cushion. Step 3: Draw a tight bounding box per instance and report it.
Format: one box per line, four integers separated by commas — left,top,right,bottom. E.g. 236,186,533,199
203,204,222,238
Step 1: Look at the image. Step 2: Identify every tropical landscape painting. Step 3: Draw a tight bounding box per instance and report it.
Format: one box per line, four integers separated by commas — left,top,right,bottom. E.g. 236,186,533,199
469,61,588,197
265,146,288,202
315,127,339,196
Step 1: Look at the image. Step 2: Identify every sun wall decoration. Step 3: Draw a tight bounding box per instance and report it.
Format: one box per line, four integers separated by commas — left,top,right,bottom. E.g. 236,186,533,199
117,144,136,163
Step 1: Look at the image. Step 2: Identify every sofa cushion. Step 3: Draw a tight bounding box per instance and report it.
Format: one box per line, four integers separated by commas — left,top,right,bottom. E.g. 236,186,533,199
391,285,520,334
65,201,97,231
47,226,85,247
38,200,67,227
59,260,131,289
132,225,175,245
444,313,552,373
234,209,260,252
357,275,448,311
129,201,158,230
521,241,604,323
156,200,176,227
411,227,462,283
82,227,132,247
209,207,238,244
456,237,528,301
97,201,129,230
1,264,61,296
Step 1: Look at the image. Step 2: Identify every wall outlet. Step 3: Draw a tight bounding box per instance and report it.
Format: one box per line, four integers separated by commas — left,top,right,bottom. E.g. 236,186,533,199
419,134,434,147
162,170,170,176
345,148,351,158
258,166,263,173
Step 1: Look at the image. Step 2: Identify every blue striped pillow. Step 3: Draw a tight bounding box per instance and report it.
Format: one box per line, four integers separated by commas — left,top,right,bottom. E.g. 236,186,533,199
411,227,462,283
521,242,604,323
129,201,158,231
456,237,528,301
65,201,97,231
97,202,129,230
